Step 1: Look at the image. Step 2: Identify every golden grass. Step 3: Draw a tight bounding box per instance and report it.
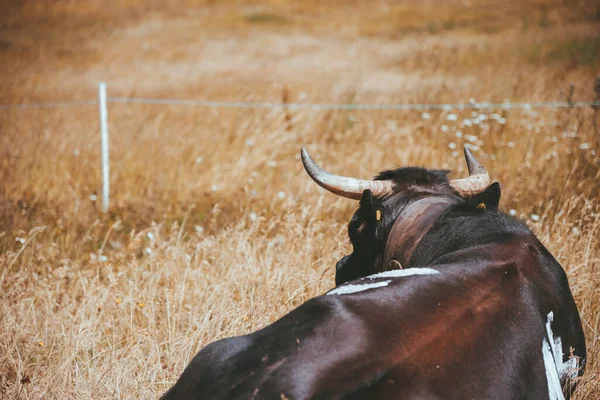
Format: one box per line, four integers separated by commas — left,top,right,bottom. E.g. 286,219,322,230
1,0,599,398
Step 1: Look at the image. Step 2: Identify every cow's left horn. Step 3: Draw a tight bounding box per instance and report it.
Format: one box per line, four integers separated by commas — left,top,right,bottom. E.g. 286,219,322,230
301,147,394,199
449,148,490,196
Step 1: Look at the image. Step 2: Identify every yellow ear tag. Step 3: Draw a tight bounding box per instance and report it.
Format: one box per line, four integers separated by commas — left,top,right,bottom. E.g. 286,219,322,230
476,203,486,210
376,210,381,221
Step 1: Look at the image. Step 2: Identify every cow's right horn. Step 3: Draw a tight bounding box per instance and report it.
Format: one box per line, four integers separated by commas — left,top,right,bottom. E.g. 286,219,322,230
301,147,394,200
448,148,491,196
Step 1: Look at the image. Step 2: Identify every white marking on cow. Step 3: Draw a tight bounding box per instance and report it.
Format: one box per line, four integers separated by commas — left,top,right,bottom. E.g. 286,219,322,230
545,312,580,381
543,337,564,400
327,268,441,296
366,268,440,279
543,311,580,400
327,281,391,295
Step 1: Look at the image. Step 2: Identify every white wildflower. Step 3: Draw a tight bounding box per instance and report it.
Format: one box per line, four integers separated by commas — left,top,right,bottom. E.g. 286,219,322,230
509,209,517,216
267,160,277,167
530,214,540,222
147,232,155,241
195,225,204,234
507,142,515,148
15,237,25,244
245,139,255,146
277,191,286,199
89,194,97,201
195,157,203,164
455,131,463,138
249,212,257,222
99,255,108,262
73,149,80,156
446,114,457,121
448,142,457,150
579,143,590,150
421,112,431,120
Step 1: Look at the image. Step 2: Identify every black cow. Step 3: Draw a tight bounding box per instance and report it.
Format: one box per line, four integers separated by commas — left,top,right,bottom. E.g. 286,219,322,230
161,147,585,400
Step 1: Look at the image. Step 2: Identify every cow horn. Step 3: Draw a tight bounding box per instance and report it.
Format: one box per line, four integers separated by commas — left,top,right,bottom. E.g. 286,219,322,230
301,147,394,199
449,148,490,196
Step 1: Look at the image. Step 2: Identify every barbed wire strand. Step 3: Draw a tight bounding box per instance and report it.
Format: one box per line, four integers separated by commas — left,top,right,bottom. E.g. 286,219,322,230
108,98,600,110
1,98,599,111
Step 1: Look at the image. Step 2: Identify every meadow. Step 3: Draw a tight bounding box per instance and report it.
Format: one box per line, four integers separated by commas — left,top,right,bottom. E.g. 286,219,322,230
0,0,599,398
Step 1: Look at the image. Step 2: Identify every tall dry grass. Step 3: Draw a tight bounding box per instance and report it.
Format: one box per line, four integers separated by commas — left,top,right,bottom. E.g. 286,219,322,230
1,0,599,398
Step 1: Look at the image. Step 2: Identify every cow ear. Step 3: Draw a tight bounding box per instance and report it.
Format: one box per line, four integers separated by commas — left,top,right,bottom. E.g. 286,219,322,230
359,189,375,214
358,190,383,221
469,181,501,211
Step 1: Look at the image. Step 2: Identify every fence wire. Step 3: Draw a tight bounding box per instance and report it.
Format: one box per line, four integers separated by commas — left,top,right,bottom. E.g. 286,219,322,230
0,100,98,110
1,98,599,111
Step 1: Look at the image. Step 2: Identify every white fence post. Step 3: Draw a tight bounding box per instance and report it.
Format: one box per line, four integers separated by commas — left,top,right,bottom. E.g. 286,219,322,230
98,82,110,213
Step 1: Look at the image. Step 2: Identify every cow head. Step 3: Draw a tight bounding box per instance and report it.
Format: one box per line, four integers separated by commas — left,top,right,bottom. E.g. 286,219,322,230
301,147,501,285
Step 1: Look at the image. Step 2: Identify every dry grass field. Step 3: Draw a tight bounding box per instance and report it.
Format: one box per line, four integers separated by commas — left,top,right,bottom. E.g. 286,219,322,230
1,0,599,398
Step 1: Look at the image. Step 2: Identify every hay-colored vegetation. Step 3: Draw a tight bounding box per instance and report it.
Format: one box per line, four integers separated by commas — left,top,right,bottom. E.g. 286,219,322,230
1,0,599,398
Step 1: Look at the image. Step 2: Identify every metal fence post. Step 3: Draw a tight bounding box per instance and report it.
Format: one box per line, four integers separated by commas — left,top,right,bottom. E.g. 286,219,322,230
98,82,110,213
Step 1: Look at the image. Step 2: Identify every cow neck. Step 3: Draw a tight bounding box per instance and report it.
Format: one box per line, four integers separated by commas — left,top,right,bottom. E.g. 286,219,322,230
382,196,456,269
